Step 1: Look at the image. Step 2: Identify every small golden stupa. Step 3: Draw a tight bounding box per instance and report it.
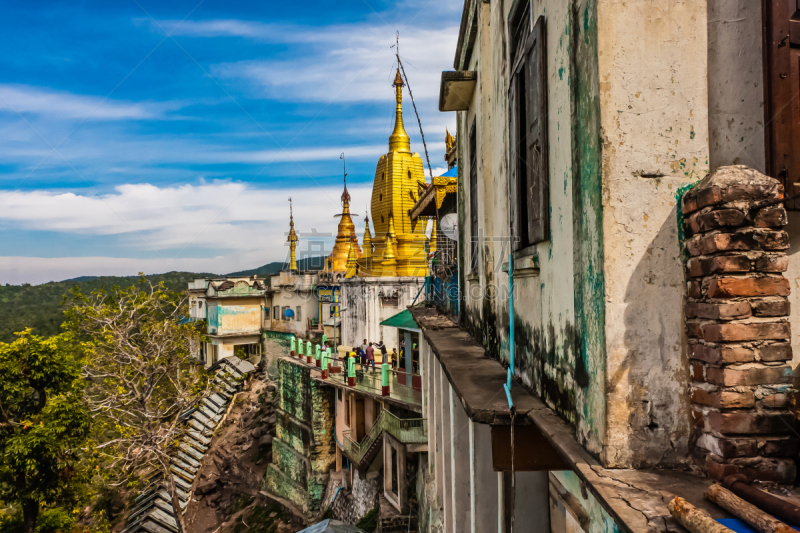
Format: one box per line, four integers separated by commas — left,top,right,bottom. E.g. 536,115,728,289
326,176,362,272
287,197,298,272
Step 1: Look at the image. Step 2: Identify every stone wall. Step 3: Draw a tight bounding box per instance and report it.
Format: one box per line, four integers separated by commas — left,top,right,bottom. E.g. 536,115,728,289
683,166,796,484
264,357,336,516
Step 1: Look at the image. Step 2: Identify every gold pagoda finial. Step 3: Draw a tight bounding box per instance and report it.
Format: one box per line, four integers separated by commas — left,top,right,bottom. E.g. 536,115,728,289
287,197,298,271
345,235,358,278
389,69,410,153
363,210,372,259
445,129,455,150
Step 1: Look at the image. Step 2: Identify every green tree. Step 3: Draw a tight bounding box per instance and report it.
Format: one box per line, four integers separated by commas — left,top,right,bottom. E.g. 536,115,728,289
0,331,91,533
65,278,210,532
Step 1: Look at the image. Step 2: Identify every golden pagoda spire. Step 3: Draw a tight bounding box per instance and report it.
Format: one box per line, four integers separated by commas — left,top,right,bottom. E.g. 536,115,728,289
287,197,298,272
345,236,358,278
362,211,372,259
389,69,410,153
328,158,361,271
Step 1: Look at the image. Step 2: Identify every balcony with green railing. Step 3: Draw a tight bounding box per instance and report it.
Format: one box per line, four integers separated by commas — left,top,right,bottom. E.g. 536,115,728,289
341,410,427,465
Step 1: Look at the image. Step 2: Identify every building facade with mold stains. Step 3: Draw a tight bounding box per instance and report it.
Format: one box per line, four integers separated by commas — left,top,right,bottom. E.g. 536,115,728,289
429,0,800,529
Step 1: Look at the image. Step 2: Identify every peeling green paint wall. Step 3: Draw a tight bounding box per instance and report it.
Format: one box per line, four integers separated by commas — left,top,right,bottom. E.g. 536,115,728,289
265,358,335,517
458,0,607,456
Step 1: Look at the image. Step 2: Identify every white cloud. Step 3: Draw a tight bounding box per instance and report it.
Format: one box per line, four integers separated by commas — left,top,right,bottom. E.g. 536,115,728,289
0,85,178,120
0,181,376,284
210,25,458,102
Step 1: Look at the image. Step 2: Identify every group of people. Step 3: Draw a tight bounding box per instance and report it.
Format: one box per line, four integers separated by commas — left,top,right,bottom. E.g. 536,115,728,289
353,339,398,372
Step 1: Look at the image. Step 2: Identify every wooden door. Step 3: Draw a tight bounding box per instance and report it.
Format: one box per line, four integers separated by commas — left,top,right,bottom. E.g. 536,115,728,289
763,0,800,206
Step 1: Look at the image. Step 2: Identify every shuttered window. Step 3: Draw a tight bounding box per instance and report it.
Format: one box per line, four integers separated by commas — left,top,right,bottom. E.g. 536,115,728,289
509,10,549,247
763,0,800,207
469,120,479,272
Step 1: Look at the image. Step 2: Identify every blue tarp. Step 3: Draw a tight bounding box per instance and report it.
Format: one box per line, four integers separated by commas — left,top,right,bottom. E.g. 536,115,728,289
717,518,800,532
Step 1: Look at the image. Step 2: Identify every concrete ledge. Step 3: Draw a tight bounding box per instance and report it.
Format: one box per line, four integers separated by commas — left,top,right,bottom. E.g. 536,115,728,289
409,305,739,533
410,307,539,425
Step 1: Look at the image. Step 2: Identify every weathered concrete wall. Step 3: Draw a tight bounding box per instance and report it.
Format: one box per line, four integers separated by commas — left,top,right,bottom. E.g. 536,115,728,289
340,277,425,348
268,285,320,337
207,297,263,336
550,470,619,533
265,358,336,517
596,0,709,468
459,0,608,459
707,0,766,172
262,330,293,376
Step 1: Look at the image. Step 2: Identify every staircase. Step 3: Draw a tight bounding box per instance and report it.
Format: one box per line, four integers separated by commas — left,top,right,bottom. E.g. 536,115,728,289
341,411,427,470
120,356,255,533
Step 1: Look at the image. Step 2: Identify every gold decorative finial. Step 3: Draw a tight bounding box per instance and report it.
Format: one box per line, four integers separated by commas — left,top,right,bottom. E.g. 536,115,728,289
327,162,361,272
362,211,372,260
445,129,455,150
287,197,298,272
389,69,410,153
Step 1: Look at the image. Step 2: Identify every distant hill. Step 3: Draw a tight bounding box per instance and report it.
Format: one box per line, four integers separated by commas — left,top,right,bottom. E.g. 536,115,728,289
0,255,330,343
0,271,215,343
226,256,326,277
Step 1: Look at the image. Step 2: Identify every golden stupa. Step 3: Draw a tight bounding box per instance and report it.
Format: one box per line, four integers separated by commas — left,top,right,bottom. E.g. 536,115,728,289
287,197,298,271
368,69,428,277
326,177,362,272
357,212,374,276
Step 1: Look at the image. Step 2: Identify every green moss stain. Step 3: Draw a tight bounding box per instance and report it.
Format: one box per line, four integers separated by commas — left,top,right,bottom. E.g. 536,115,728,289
265,358,335,518
570,0,605,452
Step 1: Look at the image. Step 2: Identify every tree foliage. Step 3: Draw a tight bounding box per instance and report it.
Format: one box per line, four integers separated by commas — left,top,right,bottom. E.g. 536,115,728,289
0,331,91,533
65,278,210,531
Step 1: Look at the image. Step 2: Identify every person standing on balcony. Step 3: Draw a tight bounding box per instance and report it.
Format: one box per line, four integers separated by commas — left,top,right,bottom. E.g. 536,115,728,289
365,342,376,372
377,342,388,368
391,347,399,370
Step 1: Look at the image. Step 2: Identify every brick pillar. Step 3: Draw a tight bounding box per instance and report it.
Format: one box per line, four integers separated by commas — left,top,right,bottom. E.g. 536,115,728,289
683,165,796,484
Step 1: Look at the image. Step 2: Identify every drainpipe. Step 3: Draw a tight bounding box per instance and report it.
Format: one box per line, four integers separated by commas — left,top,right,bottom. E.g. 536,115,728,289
504,252,515,409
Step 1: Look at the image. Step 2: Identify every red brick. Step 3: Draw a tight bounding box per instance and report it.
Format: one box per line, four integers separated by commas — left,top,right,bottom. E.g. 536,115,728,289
687,255,751,278
758,343,792,362
753,229,790,250
690,175,783,211
754,205,788,228
683,195,699,215
699,435,759,458
687,233,756,256
707,277,790,298
687,281,702,298
707,410,794,434
690,343,720,363
706,456,796,484
718,346,757,363
751,298,790,317
760,393,790,409
686,301,751,320
687,321,703,339
754,254,789,273
686,230,789,256
689,344,757,364
687,209,747,234
702,322,790,342
760,437,798,457
691,363,706,382
691,388,754,408
706,364,792,386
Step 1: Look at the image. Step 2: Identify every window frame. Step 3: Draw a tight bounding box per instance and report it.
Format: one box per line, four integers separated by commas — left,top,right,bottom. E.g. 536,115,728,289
508,7,549,251
468,118,480,275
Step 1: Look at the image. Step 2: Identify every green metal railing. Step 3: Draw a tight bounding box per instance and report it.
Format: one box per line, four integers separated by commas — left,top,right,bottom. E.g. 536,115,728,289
340,411,427,464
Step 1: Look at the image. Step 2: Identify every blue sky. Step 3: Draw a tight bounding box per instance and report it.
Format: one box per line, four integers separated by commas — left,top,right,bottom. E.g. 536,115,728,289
0,0,461,284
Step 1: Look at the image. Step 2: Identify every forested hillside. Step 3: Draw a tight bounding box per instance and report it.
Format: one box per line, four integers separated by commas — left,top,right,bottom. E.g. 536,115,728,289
0,272,214,342
0,256,328,342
